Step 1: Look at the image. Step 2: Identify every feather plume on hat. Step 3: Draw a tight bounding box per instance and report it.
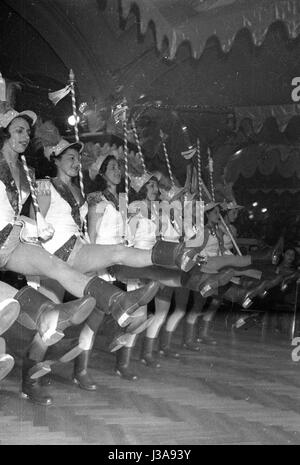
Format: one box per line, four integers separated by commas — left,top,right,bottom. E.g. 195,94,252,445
117,148,146,178
34,120,61,159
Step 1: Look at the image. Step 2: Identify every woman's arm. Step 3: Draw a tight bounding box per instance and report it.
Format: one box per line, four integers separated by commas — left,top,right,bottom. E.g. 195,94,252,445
87,204,103,243
87,192,106,243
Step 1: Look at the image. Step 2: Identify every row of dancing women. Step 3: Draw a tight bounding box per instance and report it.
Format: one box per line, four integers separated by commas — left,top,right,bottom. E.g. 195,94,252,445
0,106,298,406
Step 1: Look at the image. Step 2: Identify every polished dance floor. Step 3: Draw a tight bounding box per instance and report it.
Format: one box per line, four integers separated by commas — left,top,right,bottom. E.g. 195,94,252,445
0,309,300,445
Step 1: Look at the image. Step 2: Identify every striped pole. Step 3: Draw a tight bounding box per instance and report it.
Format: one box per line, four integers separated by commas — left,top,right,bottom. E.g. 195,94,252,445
160,131,175,187
20,154,40,213
208,147,215,202
69,69,88,237
123,107,129,211
122,100,130,244
131,119,146,174
196,138,202,202
20,154,54,241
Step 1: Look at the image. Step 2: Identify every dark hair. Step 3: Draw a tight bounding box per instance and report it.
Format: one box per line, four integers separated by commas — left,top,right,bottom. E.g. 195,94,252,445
278,247,298,267
95,155,125,193
0,115,34,150
0,127,10,150
49,152,63,175
48,144,81,175
132,176,159,201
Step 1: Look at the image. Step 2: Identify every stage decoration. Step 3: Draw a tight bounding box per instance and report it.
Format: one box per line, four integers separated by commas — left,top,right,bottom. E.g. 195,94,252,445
196,138,203,202
160,129,175,187
227,144,300,182
121,0,300,60
48,84,71,106
131,118,146,174
68,69,89,238
234,103,300,133
181,125,196,160
208,148,215,202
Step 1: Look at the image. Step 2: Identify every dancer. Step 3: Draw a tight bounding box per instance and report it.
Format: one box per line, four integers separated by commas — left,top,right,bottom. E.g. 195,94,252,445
29,139,204,384
0,107,164,402
128,172,190,363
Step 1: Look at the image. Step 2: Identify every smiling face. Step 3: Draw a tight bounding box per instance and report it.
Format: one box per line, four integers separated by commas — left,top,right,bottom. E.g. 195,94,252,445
145,178,159,201
55,148,81,178
227,208,239,223
6,117,31,154
283,249,296,266
103,158,121,186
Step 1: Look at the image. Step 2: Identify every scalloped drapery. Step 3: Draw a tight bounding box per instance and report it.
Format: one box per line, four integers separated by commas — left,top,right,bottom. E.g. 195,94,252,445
121,0,300,59
227,144,300,182
235,104,300,133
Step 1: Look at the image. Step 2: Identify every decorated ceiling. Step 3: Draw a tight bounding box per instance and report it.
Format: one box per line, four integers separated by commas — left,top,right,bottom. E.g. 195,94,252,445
1,0,300,188
120,0,300,59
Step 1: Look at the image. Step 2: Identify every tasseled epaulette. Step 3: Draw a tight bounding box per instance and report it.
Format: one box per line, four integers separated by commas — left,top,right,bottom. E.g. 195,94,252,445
87,191,105,207
35,179,51,196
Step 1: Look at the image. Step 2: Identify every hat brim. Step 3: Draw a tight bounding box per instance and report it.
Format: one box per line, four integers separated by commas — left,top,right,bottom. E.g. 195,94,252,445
227,205,244,210
204,202,220,212
18,111,37,126
54,141,84,157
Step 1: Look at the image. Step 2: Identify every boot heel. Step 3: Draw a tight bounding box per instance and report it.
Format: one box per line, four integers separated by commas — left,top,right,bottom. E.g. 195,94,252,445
41,330,64,346
200,284,216,298
242,296,253,309
109,333,132,353
28,361,52,380
73,377,80,386
115,367,138,381
180,251,195,272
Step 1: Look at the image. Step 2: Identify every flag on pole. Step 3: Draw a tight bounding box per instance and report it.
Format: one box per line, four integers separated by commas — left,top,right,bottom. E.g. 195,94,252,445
48,84,71,105
181,147,196,159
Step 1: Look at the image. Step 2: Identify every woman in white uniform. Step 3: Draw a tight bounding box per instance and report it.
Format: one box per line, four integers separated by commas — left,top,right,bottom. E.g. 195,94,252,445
127,174,191,364
194,202,227,345
27,146,163,390
0,108,158,403
33,144,200,385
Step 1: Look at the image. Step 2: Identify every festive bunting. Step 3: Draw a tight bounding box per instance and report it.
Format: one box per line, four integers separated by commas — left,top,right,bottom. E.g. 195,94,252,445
48,84,71,105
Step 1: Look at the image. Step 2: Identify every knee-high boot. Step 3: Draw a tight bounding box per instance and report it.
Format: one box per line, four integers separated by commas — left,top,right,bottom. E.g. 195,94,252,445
0,337,14,382
109,313,155,353
198,299,220,345
115,347,138,381
39,306,106,385
15,286,96,346
29,336,88,381
84,277,159,331
73,351,97,391
198,319,217,345
140,337,161,368
250,236,284,266
181,268,237,297
151,240,205,272
159,328,180,358
72,306,107,390
182,322,201,351
223,280,269,309
0,298,20,337
21,356,53,405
